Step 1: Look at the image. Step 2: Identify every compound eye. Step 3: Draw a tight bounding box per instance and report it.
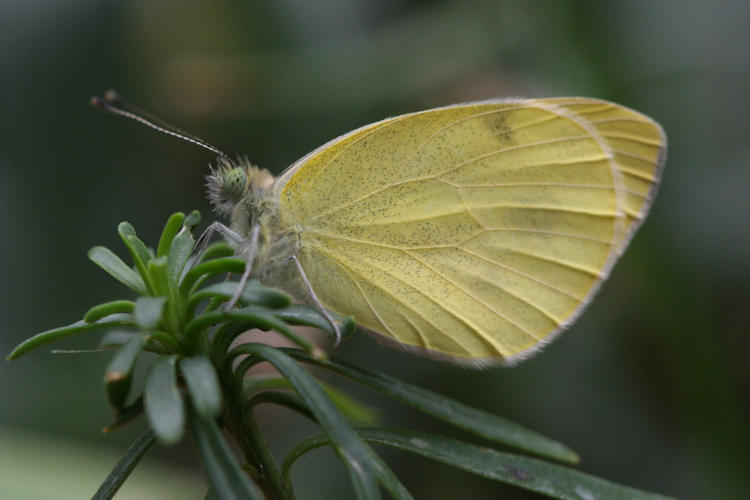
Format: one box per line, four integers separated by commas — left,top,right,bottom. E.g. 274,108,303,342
224,167,247,201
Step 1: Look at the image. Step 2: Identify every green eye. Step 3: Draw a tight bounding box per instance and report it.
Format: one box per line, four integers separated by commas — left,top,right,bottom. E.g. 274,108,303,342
224,167,247,200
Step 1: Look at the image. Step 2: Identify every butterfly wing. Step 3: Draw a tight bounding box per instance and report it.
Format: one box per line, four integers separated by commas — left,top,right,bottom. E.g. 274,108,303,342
275,98,666,365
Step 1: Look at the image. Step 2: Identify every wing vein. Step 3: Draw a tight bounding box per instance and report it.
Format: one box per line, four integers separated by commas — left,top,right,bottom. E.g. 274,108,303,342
587,117,655,125
602,133,662,146
610,148,658,164
309,246,482,355
455,179,485,228
544,101,616,115
404,250,541,341
483,228,614,244
457,246,582,302
482,247,604,277
620,167,658,182
623,188,649,199
432,135,595,179
348,273,402,343
446,181,614,190
342,204,618,228
308,226,613,249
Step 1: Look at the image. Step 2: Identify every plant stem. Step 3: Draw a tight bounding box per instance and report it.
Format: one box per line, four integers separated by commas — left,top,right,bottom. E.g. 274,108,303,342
222,380,294,499
244,410,294,500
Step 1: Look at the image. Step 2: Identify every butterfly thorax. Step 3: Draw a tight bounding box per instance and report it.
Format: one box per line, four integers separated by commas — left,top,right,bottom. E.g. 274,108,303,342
206,157,299,285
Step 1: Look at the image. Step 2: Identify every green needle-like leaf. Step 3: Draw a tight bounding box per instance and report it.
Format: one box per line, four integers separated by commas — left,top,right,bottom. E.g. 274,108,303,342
147,256,170,297
92,429,156,500
349,470,381,500
242,376,377,425
286,350,578,464
180,257,246,294
317,382,379,426
283,430,413,500
157,212,185,258
187,404,264,500
134,297,166,330
88,246,148,295
190,308,317,355
200,242,235,262
181,355,222,418
84,300,136,323
245,391,315,421
118,222,154,291
105,334,147,408
287,428,675,500
187,282,291,315
184,210,201,229
144,355,185,445
273,304,356,340
168,225,196,288
7,314,135,360
119,223,153,263
365,451,413,500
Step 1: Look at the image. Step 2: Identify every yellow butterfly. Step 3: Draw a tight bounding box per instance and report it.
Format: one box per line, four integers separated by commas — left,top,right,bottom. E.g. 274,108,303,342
97,94,667,367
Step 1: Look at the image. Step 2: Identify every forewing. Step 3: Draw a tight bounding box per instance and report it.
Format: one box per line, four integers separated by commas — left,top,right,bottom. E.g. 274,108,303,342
277,99,665,365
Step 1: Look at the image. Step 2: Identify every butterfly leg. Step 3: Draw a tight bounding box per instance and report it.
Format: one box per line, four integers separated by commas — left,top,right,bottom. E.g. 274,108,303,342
291,255,342,347
224,224,261,311
180,222,245,284
192,221,244,261
187,221,256,310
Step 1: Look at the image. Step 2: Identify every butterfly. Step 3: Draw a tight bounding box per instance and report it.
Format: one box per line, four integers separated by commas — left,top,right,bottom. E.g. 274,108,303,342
95,94,666,367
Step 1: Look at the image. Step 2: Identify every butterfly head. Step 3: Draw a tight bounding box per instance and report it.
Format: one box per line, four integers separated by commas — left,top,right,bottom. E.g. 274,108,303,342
206,156,275,217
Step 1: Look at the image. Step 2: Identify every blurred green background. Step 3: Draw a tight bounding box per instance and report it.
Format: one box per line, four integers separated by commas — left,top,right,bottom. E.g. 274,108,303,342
1,1,748,499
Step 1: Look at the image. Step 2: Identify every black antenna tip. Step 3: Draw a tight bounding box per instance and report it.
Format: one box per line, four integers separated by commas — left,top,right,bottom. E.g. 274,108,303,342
90,96,107,109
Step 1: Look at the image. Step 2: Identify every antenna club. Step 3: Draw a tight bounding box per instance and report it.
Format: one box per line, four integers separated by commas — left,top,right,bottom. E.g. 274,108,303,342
90,96,107,109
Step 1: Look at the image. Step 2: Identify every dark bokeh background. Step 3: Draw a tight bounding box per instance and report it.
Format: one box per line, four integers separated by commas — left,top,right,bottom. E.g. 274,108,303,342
2,1,748,499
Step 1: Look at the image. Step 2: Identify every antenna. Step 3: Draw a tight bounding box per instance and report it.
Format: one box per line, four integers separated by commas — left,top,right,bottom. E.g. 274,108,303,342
90,89,230,160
